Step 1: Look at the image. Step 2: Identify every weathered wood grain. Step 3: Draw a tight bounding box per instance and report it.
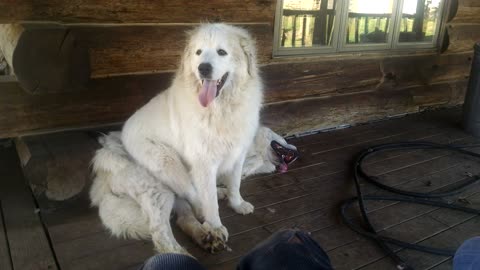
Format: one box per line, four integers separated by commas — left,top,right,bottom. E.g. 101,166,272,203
0,0,276,24
18,132,99,201
0,68,468,138
65,24,470,80
262,80,467,136
447,24,480,53
70,24,273,77
459,0,480,7
0,24,90,93
263,52,472,103
21,108,480,270
0,74,168,138
451,6,480,24
0,145,58,270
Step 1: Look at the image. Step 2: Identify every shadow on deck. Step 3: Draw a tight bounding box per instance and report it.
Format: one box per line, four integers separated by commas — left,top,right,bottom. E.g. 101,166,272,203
1,107,479,270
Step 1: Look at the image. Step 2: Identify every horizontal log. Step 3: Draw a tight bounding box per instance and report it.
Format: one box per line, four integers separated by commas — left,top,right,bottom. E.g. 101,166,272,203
263,52,472,102
0,1,275,24
447,24,480,53
0,73,170,138
71,24,273,77
29,23,469,81
459,0,480,7
0,24,90,93
262,80,468,136
0,71,468,138
451,6,480,24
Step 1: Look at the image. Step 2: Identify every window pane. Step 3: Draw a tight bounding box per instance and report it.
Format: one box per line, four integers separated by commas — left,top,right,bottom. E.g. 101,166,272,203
280,0,337,48
346,0,394,45
399,0,442,43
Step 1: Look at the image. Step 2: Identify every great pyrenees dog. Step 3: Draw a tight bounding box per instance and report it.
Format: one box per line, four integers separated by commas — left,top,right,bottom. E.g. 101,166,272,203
90,23,298,255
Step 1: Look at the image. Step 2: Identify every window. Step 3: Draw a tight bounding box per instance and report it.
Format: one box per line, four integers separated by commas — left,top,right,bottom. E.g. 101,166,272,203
274,0,446,55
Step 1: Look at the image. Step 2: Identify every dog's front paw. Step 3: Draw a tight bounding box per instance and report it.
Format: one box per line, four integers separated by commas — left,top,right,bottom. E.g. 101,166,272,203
197,222,229,253
230,200,254,215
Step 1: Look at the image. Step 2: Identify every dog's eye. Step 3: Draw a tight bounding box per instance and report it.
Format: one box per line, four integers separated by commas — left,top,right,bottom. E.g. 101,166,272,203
217,49,227,56
196,49,202,55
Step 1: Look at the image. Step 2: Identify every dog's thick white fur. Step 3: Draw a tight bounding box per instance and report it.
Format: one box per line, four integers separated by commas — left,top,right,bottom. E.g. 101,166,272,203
90,126,295,254
91,23,266,254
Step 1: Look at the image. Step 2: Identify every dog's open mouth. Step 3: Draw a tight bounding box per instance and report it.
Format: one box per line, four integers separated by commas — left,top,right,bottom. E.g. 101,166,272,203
270,140,299,173
199,73,229,107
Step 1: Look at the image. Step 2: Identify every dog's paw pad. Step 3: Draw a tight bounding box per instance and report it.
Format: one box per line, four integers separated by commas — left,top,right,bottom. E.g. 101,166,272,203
231,201,254,215
197,223,229,254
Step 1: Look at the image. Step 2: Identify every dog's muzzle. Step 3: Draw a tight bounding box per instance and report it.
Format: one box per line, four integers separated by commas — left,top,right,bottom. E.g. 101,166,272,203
271,140,299,173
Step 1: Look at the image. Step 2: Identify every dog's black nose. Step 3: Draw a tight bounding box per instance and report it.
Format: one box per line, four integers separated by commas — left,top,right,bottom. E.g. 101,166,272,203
198,63,213,78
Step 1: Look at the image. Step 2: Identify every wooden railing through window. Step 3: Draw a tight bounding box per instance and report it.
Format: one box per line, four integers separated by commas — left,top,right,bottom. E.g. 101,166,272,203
282,0,428,47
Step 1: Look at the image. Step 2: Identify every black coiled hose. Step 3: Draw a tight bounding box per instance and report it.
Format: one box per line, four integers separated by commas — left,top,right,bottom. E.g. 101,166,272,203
341,141,480,270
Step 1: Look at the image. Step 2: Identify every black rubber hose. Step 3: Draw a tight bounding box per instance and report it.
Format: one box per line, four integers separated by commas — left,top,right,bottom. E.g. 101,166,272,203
340,141,480,270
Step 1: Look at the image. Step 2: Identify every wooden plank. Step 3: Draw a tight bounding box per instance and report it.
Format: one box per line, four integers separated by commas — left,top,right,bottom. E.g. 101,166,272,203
428,259,452,270
452,6,480,24
62,241,154,270
447,23,480,53
54,231,141,268
347,158,480,269
263,135,479,234
19,132,99,201
71,24,273,77
29,21,471,82
0,0,276,24
223,143,473,237
262,80,468,136
331,187,480,270
0,75,165,139
0,145,58,270
263,52,471,103
359,211,480,270
459,0,480,7
0,74,467,139
38,108,477,270
0,203,12,270
241,123,469,209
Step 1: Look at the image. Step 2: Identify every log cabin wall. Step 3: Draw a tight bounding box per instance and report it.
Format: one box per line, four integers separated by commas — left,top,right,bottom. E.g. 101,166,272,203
0,0,478,138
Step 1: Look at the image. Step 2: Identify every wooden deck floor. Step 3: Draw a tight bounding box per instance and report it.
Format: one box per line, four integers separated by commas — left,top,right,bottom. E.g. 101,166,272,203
1,107,480,270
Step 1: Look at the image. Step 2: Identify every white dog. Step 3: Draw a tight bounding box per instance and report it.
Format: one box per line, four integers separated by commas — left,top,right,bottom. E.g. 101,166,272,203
90,24,297,254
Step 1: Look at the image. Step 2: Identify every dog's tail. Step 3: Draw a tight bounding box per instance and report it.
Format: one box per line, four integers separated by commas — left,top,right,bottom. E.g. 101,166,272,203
90,132,150,240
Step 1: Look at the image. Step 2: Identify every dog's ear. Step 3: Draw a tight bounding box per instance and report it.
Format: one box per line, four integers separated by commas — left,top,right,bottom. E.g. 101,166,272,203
238,29,257,77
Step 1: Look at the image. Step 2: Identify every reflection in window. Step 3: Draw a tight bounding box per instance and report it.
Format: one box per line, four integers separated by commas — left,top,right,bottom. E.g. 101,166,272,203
346,0,394,44
280,0,337,48
399,0,442,43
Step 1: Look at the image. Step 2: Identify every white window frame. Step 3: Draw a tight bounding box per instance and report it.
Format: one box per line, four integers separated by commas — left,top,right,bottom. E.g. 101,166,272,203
273,0,447,56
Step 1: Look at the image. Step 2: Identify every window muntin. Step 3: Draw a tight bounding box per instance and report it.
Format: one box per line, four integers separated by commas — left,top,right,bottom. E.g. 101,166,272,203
397,0,443,44
274,0,446,56
345,0,394,45
280,0,338,48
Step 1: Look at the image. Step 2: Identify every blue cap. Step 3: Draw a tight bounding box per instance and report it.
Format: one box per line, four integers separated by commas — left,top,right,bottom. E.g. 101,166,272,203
454,237,480,270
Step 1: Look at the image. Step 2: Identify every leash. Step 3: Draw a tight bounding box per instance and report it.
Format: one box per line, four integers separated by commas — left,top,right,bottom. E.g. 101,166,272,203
341,141,480,270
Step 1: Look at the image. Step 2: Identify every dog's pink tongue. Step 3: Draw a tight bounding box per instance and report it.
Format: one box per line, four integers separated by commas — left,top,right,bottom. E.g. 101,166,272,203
278,163,288,173
199,80,217,107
